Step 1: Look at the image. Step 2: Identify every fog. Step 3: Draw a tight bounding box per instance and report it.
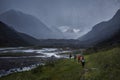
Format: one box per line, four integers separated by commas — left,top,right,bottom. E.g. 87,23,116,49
0,0,120,38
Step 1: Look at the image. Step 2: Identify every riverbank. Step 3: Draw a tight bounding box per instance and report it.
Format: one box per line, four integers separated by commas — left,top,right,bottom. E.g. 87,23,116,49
0,47,120,80
0,47,73,77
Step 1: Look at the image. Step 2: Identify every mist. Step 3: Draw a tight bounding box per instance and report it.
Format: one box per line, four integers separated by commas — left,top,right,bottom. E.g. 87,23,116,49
0,0,120,38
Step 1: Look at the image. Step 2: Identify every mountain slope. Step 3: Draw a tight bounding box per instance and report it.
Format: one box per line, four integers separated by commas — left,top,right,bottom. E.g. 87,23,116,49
50,26,65,39
0,21,38,46
0,10,61,39
95,29,120,47
0,21,29,46
18,33,39,45
78,9,120,46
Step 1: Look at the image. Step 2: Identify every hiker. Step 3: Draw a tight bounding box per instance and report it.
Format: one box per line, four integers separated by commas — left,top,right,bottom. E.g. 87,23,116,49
69,53,72,59
73,54,77,60
80,55,85,68
77,54,81,63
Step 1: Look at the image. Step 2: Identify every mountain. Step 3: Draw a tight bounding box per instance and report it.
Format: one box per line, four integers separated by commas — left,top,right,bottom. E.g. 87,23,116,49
38,39,81,48
0,21,29,46
78,9,120,46
0,21,39,47
95,30,120,48
0,10,63,39
18,33,39,45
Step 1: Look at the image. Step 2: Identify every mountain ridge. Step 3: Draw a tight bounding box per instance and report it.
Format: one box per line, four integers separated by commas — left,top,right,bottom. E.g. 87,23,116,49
0,21,39,47
0,9,64,39
78,9,120,46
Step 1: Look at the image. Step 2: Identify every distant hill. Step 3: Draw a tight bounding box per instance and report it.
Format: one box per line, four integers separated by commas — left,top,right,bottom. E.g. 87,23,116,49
0,10,64,39
0,21,39,47
38,39,82,48
78,9,120,47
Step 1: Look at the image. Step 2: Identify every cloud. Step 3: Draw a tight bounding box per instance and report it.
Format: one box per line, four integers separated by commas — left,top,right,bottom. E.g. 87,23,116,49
58,26,70,32
73,29,80,33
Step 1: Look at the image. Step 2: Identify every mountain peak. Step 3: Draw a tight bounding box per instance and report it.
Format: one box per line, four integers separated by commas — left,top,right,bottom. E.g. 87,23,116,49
3,9,18,14
7,9,17,12
1,9,27,17
0,10,64,39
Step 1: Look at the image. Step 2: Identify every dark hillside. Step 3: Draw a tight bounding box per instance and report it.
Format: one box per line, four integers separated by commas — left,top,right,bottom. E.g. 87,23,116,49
78,9,120,47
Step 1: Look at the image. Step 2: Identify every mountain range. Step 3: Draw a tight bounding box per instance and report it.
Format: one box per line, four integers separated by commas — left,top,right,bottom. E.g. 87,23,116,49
78,9,120,47
0,21,39,47
0,10,64,39
0,9,120,47
0,21,80,47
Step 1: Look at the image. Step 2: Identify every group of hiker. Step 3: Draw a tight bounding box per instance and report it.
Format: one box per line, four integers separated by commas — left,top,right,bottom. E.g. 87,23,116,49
69,53,85,68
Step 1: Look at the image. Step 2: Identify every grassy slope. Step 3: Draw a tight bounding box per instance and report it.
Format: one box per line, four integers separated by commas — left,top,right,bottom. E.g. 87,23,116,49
85,47,120,80
0,47,120,80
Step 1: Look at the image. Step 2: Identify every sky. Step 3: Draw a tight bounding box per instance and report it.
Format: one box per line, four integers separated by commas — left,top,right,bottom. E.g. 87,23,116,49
0,0,120,34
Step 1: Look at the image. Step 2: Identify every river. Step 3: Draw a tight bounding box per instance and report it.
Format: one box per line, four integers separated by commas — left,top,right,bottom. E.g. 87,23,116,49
0,47,72,77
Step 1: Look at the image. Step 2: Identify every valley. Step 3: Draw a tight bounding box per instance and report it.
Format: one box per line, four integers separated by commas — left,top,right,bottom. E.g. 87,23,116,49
0,1,120,80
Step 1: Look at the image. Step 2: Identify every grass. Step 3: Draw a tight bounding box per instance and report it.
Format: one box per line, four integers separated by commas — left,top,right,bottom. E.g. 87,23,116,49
0,47,120,80
84,47,120,80
0,59,83,80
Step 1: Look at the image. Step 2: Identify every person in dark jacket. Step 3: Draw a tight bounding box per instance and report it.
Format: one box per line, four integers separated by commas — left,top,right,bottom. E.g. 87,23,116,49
80,55,85,68
69,53,72,59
